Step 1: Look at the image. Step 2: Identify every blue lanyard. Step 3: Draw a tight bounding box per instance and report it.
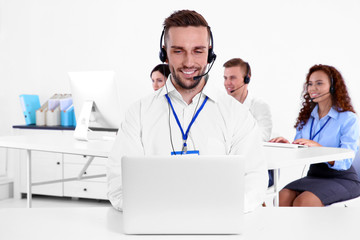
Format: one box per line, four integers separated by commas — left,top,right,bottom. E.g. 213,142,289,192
165,94,208,152
309,116,331,140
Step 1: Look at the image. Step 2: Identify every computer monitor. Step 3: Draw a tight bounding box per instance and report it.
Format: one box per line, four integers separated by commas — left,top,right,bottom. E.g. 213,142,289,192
68,71,122,141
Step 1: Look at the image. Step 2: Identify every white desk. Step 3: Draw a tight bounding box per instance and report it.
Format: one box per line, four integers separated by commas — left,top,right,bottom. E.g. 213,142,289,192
266,146,354,206
0,135,114,207
0,207,359,240
0,134,354,207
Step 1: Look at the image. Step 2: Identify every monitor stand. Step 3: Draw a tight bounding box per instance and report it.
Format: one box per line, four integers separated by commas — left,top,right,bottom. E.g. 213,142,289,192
74,101,119,141
74,100,94,141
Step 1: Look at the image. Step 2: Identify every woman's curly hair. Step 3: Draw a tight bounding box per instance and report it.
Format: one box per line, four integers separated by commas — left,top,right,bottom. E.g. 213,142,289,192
295,64,355,130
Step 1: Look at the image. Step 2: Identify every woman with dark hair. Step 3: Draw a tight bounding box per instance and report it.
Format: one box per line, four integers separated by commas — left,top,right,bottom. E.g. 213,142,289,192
270,64,360,206
150,64,170,91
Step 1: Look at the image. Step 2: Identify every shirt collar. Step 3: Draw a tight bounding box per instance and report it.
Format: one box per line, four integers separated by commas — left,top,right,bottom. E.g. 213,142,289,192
159,74,176,97
158,74,219,103
201,75,218,102
310,105,339,120
243,90,251,106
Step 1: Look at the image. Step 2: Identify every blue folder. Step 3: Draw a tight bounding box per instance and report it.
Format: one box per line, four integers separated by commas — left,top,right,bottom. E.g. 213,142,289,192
19,94,41,125
60,105,76,127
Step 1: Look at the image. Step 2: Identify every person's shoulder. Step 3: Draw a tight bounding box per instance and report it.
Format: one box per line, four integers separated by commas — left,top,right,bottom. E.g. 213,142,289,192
209,90,251,122
249,95,269,108
243,94,270,114
336,110,359,128
126,91,161,112
338,110,358,120
214,90,248,110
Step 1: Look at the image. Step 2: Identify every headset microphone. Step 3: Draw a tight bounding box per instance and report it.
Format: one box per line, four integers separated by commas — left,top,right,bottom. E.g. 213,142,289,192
230,84,246,93
310,92,330,102
193,55,217,81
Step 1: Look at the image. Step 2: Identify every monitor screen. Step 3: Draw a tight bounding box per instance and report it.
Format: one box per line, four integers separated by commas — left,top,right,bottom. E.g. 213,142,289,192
68,71,122,140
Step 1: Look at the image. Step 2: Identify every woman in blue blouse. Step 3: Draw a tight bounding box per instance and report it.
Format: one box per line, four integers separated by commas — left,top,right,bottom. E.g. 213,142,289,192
270,64,360,206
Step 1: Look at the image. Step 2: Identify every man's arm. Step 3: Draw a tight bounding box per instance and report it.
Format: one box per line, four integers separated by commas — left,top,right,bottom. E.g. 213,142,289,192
107,101,143,210
250,99,272,141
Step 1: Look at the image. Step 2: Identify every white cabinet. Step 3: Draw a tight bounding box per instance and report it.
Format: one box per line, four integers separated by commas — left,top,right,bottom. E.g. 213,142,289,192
20,150,63,196
13,126,109,200
63,154,107,200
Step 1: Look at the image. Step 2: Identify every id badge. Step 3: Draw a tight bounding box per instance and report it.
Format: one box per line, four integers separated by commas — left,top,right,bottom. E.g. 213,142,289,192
171,150,200,155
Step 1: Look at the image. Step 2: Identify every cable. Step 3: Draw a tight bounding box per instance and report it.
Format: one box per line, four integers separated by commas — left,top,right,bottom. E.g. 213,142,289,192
182,86,205,152
164,68,208,155
163,66,176,154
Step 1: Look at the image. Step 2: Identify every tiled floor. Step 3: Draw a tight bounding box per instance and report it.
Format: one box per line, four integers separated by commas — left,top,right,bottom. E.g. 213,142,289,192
0,195,111,208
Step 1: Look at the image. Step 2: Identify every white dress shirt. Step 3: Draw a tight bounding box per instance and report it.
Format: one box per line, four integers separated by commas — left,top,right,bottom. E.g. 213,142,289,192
107,76,268,213
243,91,272,141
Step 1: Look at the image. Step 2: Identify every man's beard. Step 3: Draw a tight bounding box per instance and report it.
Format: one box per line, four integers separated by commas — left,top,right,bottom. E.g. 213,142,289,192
171,66,206,90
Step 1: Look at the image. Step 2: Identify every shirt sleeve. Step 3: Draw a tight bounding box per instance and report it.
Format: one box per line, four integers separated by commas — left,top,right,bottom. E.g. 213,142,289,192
250,99,273,141
327,114,360,171
230,107,268,213
294,127,303,141
107,100,144,211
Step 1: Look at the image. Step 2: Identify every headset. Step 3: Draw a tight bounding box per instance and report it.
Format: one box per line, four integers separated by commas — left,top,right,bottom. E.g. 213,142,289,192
329,73,335,95
244,62,251,84
159,26,216,64
308,69,335,102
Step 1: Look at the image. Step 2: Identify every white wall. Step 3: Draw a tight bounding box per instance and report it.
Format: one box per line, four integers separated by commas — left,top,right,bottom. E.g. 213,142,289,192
1,0,360,185
1,0,360,138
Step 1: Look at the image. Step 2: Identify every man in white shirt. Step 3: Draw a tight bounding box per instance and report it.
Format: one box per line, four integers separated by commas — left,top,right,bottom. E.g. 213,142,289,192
107,10,268,213
224,58,273,186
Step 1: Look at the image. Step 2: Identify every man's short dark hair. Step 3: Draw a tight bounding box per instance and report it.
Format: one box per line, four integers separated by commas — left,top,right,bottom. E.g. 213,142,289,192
223,58,251,77
163,10,210,47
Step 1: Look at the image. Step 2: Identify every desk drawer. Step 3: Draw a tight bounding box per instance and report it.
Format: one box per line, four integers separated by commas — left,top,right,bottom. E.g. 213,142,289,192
64,181,108,200
20,150,63,196
63,164,106,183
63,154,107,165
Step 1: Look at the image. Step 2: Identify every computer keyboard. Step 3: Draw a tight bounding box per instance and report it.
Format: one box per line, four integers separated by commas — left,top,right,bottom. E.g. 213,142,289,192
262,142,308,148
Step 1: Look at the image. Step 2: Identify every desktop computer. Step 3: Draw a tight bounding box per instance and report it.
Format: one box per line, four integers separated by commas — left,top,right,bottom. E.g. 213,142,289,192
68,71,122,141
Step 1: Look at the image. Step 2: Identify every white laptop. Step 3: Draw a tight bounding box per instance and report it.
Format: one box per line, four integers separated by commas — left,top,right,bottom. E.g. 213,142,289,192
262,142,308,149
121,155,245,235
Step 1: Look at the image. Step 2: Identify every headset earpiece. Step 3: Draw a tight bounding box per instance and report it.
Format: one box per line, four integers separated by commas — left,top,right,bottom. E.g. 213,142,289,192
329,74,335,95
207,28,216,63
244,62,251,84
207,48,216,64
330,85,335,95
244,76,250,84
159,48,167,63
159,29,167,62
